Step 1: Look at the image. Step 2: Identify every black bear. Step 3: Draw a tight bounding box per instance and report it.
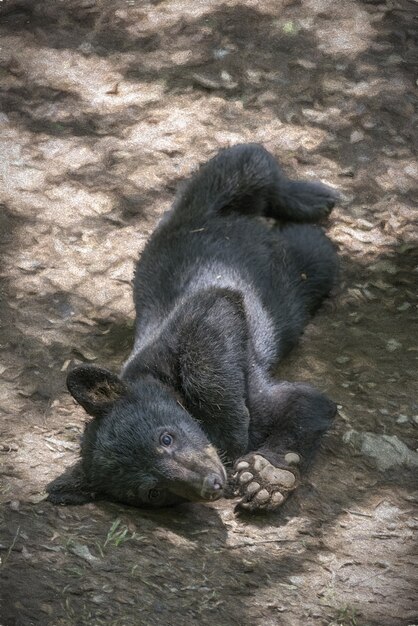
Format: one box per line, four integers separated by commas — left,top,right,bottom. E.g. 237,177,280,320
47,144,338,512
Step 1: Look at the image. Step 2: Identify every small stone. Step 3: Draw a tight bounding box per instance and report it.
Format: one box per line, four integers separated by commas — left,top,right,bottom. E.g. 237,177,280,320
284,453,300,465
343,430,418,470
236,461,250,471
68,543,99,564
213,48,230,60
28,493,48,504
386,338,402,352
21,546,32,560
294,58,317,69
9,500,20,511
336,356,350,364
78,42,95,55
239,472,253,485
362,119,376,130
396,415,409,424
350,130,365,143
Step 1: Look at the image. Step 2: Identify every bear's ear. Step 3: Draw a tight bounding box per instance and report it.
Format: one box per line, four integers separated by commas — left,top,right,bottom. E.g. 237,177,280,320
67,365,127,418
46,461,95,505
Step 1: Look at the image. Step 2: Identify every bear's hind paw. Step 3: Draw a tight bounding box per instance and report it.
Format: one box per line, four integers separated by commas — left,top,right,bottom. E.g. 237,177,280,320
232,453,299,512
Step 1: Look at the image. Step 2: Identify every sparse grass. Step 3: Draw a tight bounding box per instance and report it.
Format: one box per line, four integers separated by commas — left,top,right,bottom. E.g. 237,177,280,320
61,596,139,626
322,587,363,626
103,518,130,548
327,604,361,626
0,483,12,496
64,565,85,578
95,518,139,556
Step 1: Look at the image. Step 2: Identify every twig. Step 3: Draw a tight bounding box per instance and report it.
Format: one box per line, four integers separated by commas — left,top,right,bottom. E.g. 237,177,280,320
344,509,373,518
226,539,293,549
0,526,20,569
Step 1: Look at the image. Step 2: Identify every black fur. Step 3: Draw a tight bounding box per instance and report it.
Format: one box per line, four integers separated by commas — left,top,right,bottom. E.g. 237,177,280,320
47,144,338,511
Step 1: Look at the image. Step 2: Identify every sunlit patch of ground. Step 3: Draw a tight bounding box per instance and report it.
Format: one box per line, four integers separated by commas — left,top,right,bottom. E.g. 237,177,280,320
0,0,417,624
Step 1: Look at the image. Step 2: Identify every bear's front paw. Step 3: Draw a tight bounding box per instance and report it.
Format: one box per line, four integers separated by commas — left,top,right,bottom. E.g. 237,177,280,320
232,453,300,512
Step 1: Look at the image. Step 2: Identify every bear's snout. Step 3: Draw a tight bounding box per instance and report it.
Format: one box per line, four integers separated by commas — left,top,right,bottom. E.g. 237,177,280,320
201,473,226,500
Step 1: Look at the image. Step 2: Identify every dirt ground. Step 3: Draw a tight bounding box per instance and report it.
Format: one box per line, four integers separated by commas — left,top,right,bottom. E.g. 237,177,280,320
0,0,417,624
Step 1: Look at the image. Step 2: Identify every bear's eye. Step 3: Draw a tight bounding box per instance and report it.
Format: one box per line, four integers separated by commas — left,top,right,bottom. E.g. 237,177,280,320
160,433,173,447
148,488,161,501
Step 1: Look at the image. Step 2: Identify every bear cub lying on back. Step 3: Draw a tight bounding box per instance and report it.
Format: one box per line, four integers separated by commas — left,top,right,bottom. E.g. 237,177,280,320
47,144,338,512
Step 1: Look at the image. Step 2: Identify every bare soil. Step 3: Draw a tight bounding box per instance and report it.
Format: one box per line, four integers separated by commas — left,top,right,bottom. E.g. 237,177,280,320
0,1,417,625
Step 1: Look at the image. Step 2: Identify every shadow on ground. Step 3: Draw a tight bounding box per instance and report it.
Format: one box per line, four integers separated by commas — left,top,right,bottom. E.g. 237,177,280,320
0,0,417,625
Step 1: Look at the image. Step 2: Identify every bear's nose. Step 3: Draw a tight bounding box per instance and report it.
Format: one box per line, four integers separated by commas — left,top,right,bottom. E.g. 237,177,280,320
202,473,225,500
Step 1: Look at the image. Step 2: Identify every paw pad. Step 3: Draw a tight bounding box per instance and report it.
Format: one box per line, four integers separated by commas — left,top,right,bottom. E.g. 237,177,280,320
246,481,260,496
258,464,296,488
232,453,299,512
284,452,300,465
239,471,253,484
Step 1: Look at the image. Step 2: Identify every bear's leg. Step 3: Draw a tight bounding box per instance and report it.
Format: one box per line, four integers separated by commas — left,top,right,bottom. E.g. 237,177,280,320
173,143,338,224
231,382,336,512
